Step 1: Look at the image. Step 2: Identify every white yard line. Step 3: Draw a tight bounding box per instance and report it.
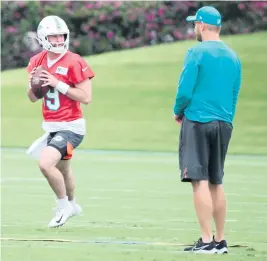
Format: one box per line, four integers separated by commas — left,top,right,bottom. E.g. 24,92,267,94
1,237,267,258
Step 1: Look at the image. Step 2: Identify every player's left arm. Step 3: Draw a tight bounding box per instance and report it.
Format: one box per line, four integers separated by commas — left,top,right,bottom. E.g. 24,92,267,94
173,50,199,117
41,73,93,104
65,79,92,104
66,56,94,104
40,56,95,105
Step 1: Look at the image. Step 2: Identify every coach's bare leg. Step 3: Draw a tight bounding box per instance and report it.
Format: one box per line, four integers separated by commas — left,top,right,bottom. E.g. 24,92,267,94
192,180,213,243
56,160,75,201
39,146,66,199
209,184,226,242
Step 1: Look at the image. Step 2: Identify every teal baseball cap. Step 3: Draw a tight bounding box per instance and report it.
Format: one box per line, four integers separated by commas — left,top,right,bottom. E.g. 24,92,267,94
186,6,222,26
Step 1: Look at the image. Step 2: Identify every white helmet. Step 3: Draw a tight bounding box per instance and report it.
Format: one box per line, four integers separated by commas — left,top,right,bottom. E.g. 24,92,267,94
36,16,69,54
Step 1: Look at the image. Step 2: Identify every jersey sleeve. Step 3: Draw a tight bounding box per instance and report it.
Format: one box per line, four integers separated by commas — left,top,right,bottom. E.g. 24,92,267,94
27,51,47,73
26,58,35,73
68,56,95,85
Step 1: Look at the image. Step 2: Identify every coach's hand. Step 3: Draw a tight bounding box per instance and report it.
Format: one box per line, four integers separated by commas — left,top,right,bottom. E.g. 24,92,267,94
174,115,183,124
40,71,59,87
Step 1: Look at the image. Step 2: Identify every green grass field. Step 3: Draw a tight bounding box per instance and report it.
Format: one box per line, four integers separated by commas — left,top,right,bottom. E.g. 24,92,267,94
1,32,267,154
1,149,267,261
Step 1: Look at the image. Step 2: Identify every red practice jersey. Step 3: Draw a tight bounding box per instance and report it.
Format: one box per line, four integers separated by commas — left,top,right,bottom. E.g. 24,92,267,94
27,51,95,122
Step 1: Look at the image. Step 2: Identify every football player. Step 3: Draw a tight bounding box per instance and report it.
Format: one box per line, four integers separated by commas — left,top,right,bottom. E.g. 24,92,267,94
26,16,95,228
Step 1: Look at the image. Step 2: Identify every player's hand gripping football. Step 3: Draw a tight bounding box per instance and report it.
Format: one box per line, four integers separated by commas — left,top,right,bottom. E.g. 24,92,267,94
40,70,59,88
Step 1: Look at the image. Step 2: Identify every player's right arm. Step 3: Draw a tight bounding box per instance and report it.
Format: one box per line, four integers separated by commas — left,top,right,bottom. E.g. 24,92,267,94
27,69,38,102
27,88,38,102
26,61,38,103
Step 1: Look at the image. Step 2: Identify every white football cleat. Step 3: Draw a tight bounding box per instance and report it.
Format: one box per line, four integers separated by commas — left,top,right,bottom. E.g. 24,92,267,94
48,202,74,228
70,202,83,216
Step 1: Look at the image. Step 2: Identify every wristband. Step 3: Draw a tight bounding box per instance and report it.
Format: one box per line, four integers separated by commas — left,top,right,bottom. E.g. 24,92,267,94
56,81,70,94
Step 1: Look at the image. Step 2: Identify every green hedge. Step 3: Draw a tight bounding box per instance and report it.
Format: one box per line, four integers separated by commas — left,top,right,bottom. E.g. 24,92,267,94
1,1,267,70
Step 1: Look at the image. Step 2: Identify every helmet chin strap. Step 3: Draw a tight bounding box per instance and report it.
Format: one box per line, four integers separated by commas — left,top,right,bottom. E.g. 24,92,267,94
49,42,65,54
50,46,66,54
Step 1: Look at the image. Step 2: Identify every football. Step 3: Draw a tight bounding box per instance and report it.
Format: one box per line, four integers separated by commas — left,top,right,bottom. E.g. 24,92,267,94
31,65,50,99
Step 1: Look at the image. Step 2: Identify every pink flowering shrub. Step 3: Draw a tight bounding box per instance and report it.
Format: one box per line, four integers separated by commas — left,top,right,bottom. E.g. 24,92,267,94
1,1,267,70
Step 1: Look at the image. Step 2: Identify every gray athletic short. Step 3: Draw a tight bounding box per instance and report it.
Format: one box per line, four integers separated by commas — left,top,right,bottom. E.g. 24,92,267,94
179,117,232,184
47,130,84,160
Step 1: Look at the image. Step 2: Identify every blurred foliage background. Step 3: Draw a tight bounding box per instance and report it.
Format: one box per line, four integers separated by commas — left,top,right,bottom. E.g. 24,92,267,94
2,1,267,70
